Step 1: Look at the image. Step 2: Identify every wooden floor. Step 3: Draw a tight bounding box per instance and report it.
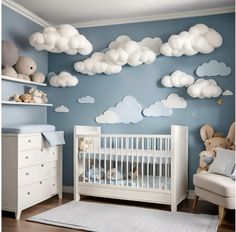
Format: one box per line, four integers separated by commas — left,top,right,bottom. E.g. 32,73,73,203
2,193,235,232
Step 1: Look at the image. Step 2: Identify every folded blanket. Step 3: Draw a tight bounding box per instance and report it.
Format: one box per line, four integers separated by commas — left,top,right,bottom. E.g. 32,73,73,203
42,131,65,146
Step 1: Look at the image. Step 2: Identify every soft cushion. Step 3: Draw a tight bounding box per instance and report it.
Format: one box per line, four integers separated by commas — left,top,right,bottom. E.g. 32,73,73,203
209,148,235,177
193,173,235,197
2,124,55,134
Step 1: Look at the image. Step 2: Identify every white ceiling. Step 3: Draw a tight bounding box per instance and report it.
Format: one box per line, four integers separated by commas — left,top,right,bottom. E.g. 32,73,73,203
6,0,235,27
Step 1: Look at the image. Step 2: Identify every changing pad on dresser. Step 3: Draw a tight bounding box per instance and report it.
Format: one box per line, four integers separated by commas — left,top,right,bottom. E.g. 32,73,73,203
2,124,56,134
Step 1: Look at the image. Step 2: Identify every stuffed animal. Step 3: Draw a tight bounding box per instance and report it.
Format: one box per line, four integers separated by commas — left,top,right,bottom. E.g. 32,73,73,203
9,94,22,102
107,168,123,180
128,166,139,179
197,122,235,173
2,41,19,78
28,88,48,104
31,72,46,83
79,137,93,151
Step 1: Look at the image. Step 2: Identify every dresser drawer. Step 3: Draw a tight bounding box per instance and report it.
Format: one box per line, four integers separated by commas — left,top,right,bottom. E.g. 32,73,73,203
18,160,61,187
18,146,62,168
18,176,59,209
18,135,44,151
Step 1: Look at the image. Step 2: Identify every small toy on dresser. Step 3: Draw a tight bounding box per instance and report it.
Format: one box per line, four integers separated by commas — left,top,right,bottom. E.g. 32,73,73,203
2,41,45,83
9,88,48,104
197,122,235,173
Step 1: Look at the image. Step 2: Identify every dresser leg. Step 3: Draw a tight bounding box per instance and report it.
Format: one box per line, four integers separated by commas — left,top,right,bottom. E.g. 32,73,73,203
15,210,22,220
58,193,63,199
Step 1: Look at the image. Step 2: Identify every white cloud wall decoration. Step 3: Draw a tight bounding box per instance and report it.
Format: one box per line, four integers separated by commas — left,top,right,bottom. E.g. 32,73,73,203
161,70,195,88
78,96,95,104
162,93,187,108
48,71,79,87
143,101,173,117
29,24,93,55
196,60,231,77
160,24,223,57
54,105,69,112
95,96,143,124
187,79,222,98
74,35,162,75
222,89,233,96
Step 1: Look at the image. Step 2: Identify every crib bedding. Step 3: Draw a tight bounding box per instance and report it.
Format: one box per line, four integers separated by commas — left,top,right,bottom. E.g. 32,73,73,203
81,175,171,190
79,149,171,162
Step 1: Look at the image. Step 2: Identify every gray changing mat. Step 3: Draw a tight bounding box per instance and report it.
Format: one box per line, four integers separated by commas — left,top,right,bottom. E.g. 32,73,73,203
2,124,56,134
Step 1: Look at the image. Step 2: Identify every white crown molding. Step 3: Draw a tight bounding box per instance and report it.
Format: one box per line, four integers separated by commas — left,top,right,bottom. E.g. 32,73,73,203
2,0,51,27
73,6,235,28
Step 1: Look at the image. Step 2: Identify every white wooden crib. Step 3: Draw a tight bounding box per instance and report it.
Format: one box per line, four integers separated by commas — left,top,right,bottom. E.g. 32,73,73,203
73,125,188,212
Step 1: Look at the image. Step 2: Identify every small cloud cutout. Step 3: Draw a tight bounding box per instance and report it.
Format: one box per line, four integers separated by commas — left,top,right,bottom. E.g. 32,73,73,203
54,105,69,112
74,35,162,75
78,96,95,104
187,79,222,98
196,60,231,77
29,24,93,55
95,96,143,124
160,24,222,57
48,71,79,87
222,89,233,96
161,70,195,87
143,101,173,117
162,93,187,108
95,110,119,124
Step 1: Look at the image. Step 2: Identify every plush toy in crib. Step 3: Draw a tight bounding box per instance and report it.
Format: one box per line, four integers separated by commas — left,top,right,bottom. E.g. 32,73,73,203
128,166,139,179
107,168,124,180
85,165,105,181
197,122,235,173
79,137,93,151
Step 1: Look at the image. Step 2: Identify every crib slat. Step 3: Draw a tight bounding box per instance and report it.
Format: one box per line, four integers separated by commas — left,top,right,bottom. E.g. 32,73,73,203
131,137,133,187
104,136,107,185
136,137,139,188
141,137,144,188
99,136,101,184
82,137,85,183
115,137,118,186
159,138,163,189
153,137,156,189
93,137,96,183
126,137,129,186
121,137,123,185
147,137,149,189
110,137,112,184
165,138,168,190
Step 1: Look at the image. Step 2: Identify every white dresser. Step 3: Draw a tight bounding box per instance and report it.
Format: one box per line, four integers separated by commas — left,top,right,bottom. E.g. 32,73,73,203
2,133,63,219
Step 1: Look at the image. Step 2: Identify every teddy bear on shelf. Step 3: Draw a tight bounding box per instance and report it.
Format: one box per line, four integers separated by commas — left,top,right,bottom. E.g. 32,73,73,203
9,93,34,103
28,88,48,104
2,41,46,83
197,122,235,173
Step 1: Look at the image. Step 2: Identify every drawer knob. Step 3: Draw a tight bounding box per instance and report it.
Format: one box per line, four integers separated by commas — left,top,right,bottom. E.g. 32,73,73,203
52,184,55,186
28,139,31,143
41,149,44,152
27,192,30,195
41,164,44,167
26,172,29,176
25,156,29,159
39,181,42,184
52,152,55,155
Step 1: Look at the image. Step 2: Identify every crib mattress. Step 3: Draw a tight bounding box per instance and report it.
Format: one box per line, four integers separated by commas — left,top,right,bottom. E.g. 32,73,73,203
81,175,171,190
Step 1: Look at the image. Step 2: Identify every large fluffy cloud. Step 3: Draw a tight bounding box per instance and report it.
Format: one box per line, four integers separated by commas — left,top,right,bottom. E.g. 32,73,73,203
29,24,93,55
162,93,187,108
143,101,173,117
95,96,143,124
160,24,223,57
196,60,231,77
187,79,222,98
48,71,79,87
74,35,162,75
161,70,195,87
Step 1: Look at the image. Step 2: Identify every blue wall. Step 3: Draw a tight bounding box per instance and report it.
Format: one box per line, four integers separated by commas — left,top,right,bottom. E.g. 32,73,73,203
48,13,235,189
2,6,48,126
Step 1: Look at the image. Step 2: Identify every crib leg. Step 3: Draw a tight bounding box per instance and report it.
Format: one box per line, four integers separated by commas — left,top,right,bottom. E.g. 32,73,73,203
171,204,177,212
74,193,80,201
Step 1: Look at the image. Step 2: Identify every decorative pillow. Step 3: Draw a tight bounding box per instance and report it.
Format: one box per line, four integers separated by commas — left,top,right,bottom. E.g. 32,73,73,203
209,148,235,177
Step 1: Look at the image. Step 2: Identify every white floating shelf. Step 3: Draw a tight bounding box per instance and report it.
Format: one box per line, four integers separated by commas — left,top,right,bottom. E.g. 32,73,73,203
1,75,47,86
2,101,53,107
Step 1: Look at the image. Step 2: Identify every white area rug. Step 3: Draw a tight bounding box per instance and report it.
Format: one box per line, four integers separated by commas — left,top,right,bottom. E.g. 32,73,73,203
28,201,218,232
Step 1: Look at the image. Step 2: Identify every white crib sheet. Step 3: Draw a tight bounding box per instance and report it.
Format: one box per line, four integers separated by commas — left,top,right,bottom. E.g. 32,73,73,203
82,175,171,190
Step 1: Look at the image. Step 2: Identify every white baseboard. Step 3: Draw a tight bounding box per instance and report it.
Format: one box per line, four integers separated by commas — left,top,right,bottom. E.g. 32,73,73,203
63,186,196,199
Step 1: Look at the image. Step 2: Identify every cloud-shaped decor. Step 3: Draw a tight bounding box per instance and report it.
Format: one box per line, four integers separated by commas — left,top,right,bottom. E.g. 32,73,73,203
54,105,69,112
143,101,173,117
95,96,143,124
29,24,93,55
160,24,223,57
78,96,95,104
48,71,79,87
161,70,195,88
74,35,162,75
196,60,231,77
222,89,233,96
162,93,187,108
187,79,222,98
